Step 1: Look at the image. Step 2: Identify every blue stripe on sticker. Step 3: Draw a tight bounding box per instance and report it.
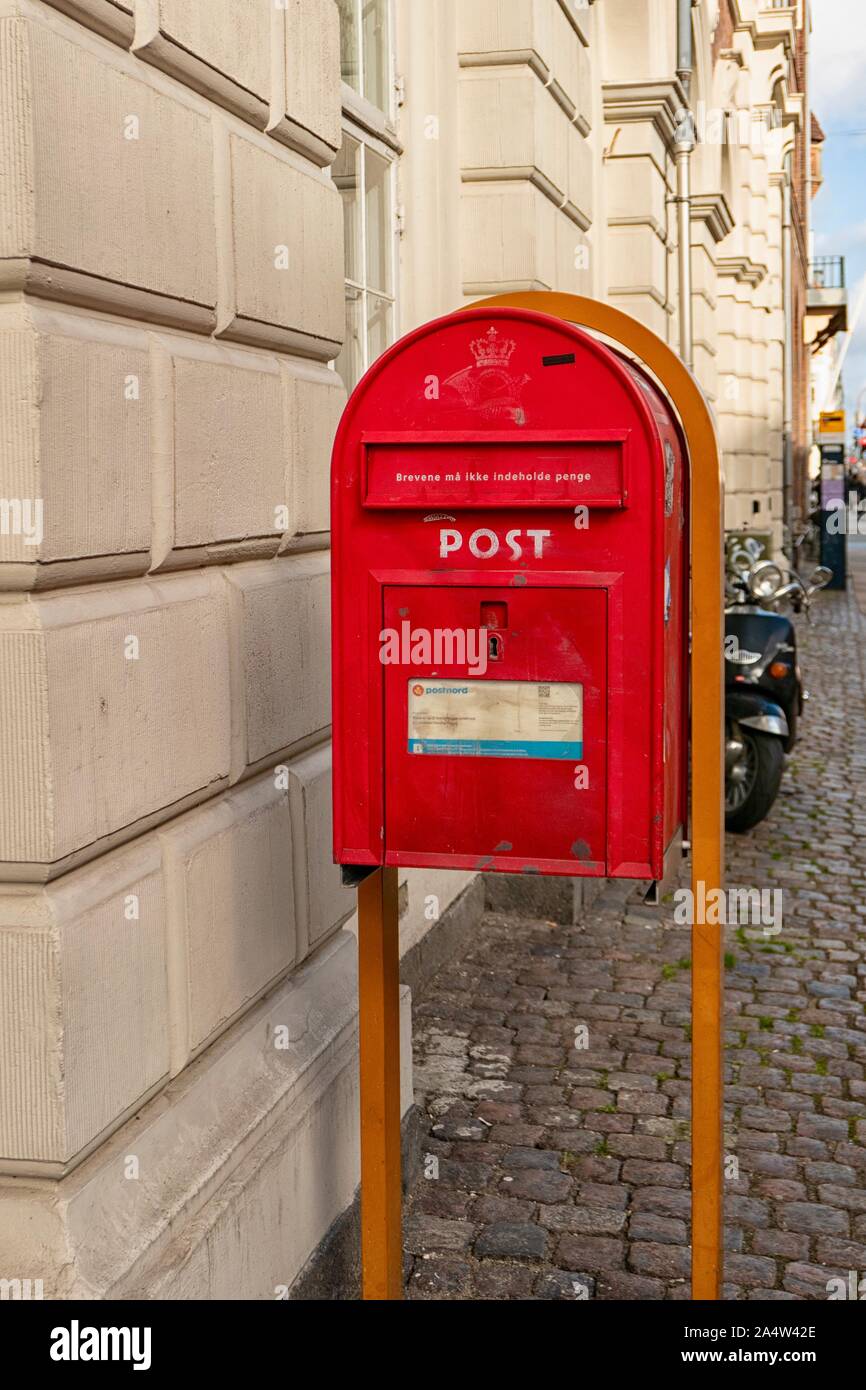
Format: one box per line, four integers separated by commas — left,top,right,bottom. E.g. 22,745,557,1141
408,738,584,760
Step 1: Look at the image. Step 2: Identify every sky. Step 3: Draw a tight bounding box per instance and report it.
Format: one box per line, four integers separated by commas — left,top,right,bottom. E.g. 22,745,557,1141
809,0,866,432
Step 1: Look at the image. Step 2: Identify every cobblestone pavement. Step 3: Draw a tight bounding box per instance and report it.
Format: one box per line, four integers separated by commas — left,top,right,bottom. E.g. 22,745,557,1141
404,570,866,1300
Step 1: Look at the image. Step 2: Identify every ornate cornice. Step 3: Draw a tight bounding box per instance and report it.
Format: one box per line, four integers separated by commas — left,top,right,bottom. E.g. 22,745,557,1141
691,192,736,244
717,254,767,287
602,79,690,151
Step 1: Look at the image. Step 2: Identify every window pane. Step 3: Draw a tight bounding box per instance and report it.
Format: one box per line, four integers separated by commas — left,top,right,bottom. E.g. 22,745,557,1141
333,134,363,284
366,292,393,366
337,0,360,92
337,285,365,391
362,0,389,112
365,147,391,296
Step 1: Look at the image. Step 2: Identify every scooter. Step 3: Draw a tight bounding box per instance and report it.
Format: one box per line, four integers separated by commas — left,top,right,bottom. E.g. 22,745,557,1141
724,546,831,832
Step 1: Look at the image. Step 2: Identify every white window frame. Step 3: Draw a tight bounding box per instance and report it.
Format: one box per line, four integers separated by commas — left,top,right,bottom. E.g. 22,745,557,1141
338,0,398,133
335,0,402,389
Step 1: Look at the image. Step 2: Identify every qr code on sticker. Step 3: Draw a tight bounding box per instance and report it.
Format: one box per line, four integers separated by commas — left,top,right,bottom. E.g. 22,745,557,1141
539,685,550,698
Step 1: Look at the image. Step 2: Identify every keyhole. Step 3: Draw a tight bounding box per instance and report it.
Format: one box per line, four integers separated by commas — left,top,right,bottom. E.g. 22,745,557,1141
488,633,503,661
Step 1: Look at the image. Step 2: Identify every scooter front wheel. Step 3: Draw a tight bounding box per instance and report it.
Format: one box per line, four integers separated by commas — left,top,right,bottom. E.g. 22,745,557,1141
725,728,785,833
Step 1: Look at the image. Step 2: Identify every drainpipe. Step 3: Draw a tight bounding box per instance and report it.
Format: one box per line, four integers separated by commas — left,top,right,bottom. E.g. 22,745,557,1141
782,153,794,547
675,0,695,370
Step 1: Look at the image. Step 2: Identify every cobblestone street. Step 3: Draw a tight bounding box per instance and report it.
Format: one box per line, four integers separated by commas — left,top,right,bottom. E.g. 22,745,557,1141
405,561,866,1300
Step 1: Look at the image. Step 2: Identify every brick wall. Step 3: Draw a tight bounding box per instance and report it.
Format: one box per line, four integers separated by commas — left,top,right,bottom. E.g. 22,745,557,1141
712,0,735,61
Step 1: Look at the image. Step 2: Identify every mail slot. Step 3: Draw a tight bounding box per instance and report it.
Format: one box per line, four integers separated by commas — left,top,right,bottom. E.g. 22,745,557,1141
363,432,628,509
331,306,689,880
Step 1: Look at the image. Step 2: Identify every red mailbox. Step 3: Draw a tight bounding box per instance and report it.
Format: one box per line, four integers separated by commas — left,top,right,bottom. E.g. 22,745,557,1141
331,306,689,883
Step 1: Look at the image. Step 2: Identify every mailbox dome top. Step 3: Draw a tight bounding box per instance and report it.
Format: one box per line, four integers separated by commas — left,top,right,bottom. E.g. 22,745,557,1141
333,305,682,467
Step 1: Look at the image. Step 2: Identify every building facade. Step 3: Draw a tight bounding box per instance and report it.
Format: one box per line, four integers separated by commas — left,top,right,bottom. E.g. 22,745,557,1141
0,0,811,1298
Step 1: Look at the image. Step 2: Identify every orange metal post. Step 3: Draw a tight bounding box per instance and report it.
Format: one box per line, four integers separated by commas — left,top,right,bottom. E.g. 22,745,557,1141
357,866,403,1300
463,292,725,1299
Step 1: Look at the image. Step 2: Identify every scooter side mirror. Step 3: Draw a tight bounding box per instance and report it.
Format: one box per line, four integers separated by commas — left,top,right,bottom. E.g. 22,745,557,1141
807,566,833,593
729,546,753,577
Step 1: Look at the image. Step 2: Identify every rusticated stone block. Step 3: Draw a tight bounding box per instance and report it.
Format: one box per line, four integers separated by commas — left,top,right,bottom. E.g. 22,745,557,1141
160,772,297,1065
0,838,169,1167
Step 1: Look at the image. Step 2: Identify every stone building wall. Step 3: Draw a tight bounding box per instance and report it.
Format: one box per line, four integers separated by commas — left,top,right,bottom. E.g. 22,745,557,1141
0,0,375,1299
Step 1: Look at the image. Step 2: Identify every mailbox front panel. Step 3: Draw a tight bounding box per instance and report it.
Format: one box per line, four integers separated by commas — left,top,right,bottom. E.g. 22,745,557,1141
331,306,689,881
383,584,607,874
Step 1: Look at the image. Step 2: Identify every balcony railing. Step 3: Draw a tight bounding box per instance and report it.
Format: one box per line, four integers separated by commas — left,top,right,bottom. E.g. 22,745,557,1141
810,257,846,290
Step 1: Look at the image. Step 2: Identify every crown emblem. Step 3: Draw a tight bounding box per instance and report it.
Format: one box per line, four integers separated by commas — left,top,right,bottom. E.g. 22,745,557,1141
470,327,516,369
